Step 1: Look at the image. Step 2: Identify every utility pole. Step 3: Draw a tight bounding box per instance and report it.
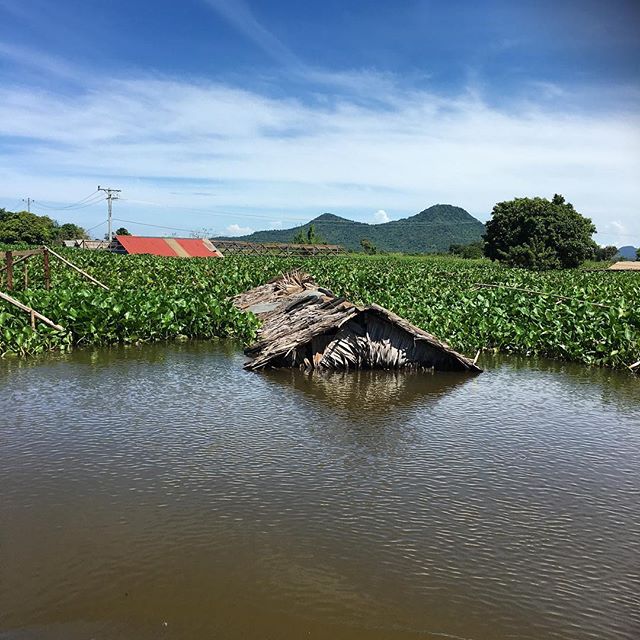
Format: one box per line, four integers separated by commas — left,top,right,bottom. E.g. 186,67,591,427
22,197,32,213
97,185,121,243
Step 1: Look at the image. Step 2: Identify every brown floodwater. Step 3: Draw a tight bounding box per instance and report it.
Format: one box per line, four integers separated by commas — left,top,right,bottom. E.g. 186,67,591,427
0,342,639,640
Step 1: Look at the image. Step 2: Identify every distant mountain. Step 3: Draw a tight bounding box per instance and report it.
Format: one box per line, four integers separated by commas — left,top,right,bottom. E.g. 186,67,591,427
616,245,638,261
216,204,485,253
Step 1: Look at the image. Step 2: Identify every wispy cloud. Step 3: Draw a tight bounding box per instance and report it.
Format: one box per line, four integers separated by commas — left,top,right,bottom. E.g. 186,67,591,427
0,70,638,242
0,41,86,83
201,0,299,67
599,220,637,247
198,0,404,102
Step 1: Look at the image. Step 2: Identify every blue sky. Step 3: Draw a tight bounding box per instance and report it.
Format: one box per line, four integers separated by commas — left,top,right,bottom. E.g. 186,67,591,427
0,0,638,244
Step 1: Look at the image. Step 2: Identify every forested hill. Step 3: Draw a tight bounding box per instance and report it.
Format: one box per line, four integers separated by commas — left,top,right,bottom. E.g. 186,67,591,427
216,204,485,253
616,246,638,261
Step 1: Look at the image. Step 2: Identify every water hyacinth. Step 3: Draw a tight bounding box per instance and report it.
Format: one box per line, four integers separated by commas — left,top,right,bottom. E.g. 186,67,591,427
0,250,638,369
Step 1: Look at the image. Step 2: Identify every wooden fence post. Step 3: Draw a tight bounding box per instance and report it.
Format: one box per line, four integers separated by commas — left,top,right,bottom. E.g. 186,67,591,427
43,246,110,291
6,251,13,291
43,248,51,290
0,291,64,331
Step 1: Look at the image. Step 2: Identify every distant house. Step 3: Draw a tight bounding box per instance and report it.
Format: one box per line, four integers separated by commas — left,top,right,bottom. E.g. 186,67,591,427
112,235,223,258
63,239,110,250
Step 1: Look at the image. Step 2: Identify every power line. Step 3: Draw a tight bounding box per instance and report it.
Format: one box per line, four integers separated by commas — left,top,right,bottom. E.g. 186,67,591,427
113,217,206,236
85,219,108,234
38,197,106,212
118,197,315,223
35,191,104,211
0,199,27,212
116,198,640,236
112,216,488,240
117,198,488,227
3,193,636,240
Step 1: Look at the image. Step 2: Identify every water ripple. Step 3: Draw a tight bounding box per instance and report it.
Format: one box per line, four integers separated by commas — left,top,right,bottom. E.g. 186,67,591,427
1,343,639,640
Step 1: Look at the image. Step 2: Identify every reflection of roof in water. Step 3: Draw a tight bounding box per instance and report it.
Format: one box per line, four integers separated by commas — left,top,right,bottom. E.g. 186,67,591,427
235,271,482,373
262,367,475,418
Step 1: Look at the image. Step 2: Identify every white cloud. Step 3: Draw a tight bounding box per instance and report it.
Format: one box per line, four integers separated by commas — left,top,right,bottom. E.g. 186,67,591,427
373,209,390,223
599,220,636,248
0,71,638,243
225,223,253,236
0,40,87,84
610,221,627,234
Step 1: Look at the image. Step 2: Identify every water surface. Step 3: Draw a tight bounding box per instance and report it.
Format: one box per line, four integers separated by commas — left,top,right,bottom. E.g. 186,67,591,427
1,343,639,639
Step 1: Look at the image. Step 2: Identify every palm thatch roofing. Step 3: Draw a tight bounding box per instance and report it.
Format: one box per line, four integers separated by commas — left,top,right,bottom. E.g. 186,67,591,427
234,271,482,373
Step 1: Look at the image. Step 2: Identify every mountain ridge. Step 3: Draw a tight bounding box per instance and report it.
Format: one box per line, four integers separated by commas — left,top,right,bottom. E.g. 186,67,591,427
616,245,638,261
215,204,485,253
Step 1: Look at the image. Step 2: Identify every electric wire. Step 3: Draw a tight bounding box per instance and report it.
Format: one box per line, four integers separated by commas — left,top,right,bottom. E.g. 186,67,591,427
117,198,488,227
1,200,26,212
112,218,207,236
39,190,101,209
36,196,105,211
3,196,637,240
84,219,108,233
35,191,105,211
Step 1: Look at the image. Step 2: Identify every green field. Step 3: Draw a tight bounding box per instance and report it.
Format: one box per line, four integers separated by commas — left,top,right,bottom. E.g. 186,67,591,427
1,251,638,370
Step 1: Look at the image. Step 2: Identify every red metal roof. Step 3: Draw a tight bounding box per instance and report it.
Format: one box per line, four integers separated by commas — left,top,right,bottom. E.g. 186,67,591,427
174,238,222,257
116,235,222,258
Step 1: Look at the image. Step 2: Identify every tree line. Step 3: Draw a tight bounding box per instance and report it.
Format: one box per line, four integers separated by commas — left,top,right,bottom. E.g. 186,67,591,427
0,209,133,245
0,209,89,245
1,197,633,269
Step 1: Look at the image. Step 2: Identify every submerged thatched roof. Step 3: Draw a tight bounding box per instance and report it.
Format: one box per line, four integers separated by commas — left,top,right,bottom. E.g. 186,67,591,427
234,271,482,373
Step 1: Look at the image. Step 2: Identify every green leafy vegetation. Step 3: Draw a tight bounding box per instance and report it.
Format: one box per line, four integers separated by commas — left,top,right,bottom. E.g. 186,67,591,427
1,251,638,370
593,245,619,262
292,224,325,245
360,238,378,254
449,241,484,259
0,209,88,244
217,204,485,253
483,194,597,269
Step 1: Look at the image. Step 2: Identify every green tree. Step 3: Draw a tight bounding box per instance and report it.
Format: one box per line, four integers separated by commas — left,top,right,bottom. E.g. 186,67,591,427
593,245,618,262
360,238,377,254
293,224,325,245
483,194,596,270
636,248,640,261
115,227,131,236
56,222,88,241
449,240,484,259
0,210,57,245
